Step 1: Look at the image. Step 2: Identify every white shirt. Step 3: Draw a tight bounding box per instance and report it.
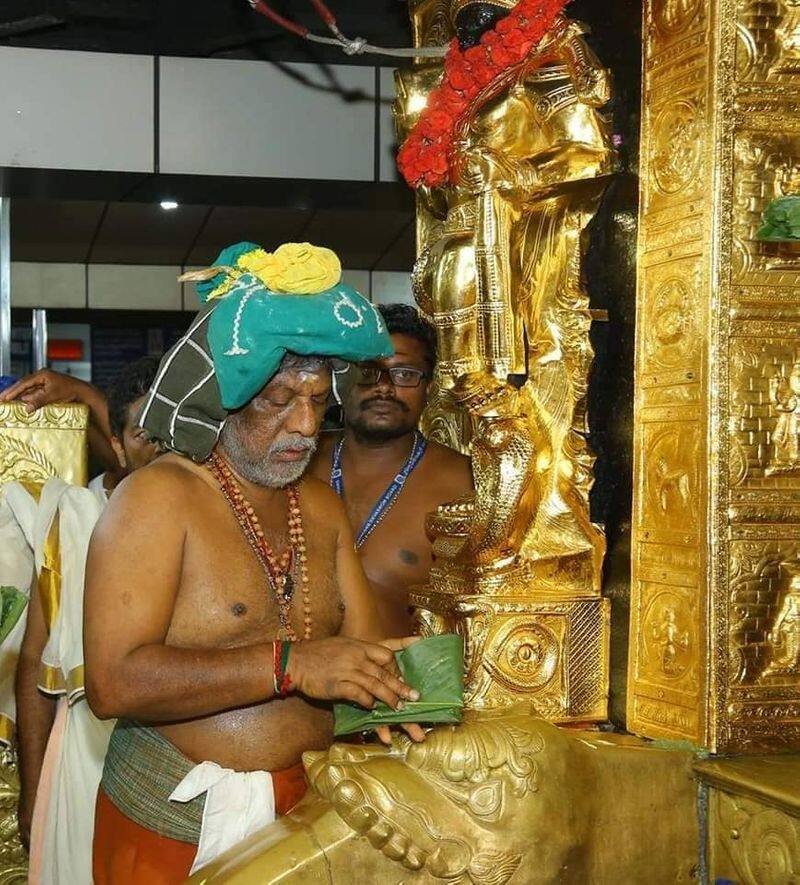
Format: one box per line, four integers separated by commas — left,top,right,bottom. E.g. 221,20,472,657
87,473,111,510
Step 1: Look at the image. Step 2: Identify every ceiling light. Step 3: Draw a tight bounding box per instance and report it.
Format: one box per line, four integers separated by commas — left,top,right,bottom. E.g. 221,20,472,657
160,200,179,211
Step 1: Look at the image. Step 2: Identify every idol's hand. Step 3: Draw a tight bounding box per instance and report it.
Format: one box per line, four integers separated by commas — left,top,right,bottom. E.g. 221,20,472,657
459,146,534,195
286,636,419,711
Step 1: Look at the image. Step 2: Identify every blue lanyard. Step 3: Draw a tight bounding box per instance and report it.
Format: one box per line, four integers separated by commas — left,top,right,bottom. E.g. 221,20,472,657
331,431,427,549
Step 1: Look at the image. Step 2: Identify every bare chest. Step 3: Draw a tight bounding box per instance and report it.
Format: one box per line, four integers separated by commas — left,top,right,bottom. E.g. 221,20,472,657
344,470,436,594
167,499,343,649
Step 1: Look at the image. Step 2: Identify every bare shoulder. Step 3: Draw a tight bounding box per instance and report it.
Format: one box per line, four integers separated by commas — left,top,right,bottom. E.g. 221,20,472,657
307,431,340,482
95,454,210,534
299,472,347,522
112,454,208,503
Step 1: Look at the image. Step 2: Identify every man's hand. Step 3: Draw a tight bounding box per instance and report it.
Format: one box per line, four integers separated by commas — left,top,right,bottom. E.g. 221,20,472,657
288,636,420,712
0,368,93,412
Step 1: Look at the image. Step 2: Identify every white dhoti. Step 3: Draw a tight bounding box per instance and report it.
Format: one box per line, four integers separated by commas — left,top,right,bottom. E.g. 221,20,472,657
169,763,277,874
28,480,113,885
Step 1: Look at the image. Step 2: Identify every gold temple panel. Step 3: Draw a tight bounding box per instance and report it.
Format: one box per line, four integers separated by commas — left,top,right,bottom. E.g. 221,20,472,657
696,755,800,884
0,403,89,487
630,0,800,752
0,402,89,882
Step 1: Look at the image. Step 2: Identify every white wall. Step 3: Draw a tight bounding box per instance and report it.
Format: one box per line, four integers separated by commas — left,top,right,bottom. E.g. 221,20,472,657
12,263,413,311
0,47,397,182
10,263,85,309
0,48,153,173
372,270,413,306
89,265,182,311
160,58,376,180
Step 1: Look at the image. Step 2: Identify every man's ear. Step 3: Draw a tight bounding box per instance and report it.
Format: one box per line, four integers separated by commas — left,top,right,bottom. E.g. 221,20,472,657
110,436,127,472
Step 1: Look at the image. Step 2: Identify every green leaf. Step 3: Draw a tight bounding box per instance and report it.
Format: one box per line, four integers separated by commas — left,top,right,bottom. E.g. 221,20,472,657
757,196,800,241
333,634,464,736
787,201,800,226
0,587,27,646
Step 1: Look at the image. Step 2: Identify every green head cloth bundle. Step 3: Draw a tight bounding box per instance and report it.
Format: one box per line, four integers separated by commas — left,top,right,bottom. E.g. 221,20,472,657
139,241,393,460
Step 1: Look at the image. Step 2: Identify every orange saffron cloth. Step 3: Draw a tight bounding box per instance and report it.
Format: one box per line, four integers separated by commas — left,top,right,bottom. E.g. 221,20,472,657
92,762,307,884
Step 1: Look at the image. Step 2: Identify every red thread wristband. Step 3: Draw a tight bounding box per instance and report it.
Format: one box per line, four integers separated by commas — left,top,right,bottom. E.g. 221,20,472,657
279,641,294,696
272,639,294,697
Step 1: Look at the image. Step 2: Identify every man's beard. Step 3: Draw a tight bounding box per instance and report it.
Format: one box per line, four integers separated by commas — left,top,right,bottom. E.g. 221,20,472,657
219,421,317,488
346,395,415,442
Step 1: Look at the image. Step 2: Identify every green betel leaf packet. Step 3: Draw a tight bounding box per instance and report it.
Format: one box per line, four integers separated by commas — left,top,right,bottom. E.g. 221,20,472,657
0,587,27,647
334,633,465,737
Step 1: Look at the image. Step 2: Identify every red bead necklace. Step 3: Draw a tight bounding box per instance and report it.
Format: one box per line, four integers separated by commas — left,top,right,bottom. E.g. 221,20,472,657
207,452,312,641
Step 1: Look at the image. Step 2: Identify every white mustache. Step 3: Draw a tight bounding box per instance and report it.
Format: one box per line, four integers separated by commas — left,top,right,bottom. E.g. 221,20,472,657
268,437,317,455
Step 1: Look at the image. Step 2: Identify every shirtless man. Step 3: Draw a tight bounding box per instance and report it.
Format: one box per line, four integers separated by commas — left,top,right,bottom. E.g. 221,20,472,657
311,304,473,636
84,242,422,883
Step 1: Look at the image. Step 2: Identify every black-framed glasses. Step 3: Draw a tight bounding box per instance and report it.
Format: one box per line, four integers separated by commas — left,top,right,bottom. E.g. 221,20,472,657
355,366,428,388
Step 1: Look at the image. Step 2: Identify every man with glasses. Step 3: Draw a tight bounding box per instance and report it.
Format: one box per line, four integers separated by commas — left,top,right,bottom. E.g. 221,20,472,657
311,304,473,636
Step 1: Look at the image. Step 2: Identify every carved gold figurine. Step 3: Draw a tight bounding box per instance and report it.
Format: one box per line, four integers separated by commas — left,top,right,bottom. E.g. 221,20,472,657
393,0,617,721
404,14,614,589
768,366,800,475
763,562,800,679
774,0,800,75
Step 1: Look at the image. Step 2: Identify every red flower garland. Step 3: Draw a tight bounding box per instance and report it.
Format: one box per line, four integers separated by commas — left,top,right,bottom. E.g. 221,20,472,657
397,0,568,189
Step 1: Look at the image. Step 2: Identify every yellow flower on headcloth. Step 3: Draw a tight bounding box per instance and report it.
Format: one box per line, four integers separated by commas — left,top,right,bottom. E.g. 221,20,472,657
237,248,280,279
260,242,342,295
178,241,342,303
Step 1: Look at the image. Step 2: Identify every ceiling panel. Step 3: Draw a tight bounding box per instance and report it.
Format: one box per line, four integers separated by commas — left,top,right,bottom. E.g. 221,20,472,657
303,208,412,269
0,0,411,65
9,197,416,270
11,198,105,261
374,221,415,272
90,202,210,264
186,206,310,265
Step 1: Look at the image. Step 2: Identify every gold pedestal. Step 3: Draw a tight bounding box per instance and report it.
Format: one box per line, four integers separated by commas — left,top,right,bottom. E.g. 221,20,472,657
696,755,800,883
192,712,698,885
413,588,609,721
0,748,26,885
